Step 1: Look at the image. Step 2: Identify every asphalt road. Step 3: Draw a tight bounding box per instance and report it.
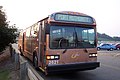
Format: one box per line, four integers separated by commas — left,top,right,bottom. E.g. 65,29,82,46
38,50,120,80
12,44,120,80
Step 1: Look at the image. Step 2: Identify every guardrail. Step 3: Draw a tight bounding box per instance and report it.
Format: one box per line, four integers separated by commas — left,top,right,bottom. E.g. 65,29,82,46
10,44,44,80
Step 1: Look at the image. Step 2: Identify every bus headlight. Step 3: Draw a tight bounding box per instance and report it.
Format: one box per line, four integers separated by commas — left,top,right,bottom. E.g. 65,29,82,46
46,55,60,60
89,53,97,57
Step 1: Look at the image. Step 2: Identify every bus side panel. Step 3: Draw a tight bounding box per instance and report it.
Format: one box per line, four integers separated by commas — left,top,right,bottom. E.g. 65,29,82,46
31,23,39,61
18,32,23,52
38,21,46,69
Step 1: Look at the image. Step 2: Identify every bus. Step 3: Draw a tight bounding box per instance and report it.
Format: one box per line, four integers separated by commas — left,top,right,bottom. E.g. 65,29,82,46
18,11,100,75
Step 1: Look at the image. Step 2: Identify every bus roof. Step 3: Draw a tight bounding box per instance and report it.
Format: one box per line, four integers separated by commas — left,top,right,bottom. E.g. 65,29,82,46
52,11,90,16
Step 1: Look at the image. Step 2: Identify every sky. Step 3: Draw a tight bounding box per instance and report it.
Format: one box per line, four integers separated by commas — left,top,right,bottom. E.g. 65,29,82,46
1,0,120,37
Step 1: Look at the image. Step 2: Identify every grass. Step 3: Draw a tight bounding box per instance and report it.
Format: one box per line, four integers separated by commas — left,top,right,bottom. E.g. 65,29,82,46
0,69,9,80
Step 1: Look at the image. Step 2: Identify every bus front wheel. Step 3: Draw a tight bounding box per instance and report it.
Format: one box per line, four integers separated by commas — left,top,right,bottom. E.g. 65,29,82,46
33,53,38,69
19,47,23,56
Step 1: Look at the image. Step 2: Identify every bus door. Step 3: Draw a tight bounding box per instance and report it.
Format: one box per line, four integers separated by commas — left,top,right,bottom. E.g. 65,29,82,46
39,21,46,69
22,32,25,52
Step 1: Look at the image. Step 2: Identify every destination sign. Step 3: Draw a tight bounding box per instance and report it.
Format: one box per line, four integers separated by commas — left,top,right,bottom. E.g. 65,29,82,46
55,13,94,23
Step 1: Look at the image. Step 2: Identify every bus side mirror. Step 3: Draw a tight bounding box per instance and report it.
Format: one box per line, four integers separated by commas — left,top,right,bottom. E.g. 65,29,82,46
45,25,50,34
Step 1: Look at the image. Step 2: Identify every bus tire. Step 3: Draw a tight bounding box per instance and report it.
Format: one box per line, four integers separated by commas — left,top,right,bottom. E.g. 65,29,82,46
33,52,38,69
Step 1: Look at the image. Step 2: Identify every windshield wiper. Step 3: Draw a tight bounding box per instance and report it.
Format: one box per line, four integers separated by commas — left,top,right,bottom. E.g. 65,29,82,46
81,42,88,53
59,38,68,54
62,48,67,54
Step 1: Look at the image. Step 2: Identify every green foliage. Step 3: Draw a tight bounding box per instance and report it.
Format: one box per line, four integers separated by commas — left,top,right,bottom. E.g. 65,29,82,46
0,69,9,80
0,6,6,27
0,6,17,52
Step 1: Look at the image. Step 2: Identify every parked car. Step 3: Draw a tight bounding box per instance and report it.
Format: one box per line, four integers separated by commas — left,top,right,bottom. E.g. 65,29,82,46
115,44,120,50
97,44,116,51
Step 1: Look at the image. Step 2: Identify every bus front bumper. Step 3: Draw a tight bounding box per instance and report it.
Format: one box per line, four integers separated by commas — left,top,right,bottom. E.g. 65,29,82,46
46,62,100,73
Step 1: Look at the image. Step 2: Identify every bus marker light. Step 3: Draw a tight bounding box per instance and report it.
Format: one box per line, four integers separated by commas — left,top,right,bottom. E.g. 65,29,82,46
47,56,51,60
51,56,55,59
55,56,59,59
46,55,60,60
89,53,97,57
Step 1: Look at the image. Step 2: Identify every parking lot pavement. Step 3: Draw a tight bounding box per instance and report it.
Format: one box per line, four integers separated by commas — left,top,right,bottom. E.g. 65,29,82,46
98,50,120,57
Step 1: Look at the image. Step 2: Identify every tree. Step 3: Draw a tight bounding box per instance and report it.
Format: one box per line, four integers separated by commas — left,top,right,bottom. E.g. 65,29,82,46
0,6,17,52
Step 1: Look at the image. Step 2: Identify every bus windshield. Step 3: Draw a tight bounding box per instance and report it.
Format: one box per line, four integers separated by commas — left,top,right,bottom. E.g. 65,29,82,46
50,26,96,49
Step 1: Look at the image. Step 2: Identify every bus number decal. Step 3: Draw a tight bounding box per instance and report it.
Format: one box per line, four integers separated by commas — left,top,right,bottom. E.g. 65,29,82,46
48,60,59,64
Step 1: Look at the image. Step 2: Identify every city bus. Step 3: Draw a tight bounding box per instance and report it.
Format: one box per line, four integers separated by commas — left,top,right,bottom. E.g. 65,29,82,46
18,11,100,75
